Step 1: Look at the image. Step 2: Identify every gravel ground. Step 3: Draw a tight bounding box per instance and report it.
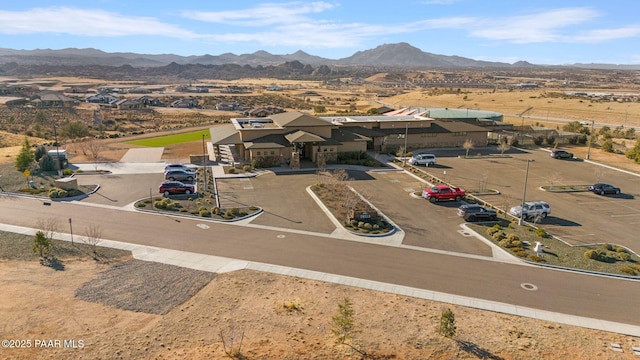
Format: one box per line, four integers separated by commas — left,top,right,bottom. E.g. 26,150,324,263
75,259,216,315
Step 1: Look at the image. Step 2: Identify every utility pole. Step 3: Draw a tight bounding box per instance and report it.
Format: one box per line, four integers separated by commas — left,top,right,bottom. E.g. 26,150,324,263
402,122,409,167
518,160,531,226
586,120,595,160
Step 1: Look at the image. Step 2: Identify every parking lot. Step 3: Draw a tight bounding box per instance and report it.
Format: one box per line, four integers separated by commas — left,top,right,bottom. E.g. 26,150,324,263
75,146,640,255
409,147,640,252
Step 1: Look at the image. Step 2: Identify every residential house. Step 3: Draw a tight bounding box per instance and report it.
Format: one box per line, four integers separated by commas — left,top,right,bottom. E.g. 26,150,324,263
31,91,77,108
170,98,199,108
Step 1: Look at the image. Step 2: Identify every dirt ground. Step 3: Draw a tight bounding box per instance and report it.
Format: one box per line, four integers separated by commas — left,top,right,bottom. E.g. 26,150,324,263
1,259,639,360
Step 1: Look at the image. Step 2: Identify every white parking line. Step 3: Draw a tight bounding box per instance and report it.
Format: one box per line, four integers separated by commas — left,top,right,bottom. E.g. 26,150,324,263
610,213,640,217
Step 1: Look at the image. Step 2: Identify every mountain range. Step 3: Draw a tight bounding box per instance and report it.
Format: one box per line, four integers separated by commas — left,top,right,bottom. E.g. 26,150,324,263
0,42,637,70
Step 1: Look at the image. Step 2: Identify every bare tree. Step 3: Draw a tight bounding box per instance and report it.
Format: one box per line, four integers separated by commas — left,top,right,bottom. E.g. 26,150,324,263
85,138,107,171
36,217,60,241
497,142,510,155
463,139,474,158
219,323,245,359
83,224,103,259
548,172,563,190
594,167,605,183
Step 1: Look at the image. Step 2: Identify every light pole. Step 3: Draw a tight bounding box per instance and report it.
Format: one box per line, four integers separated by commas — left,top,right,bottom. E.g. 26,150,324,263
518,159,531,226
586,120,595,160
202,134,208,192
402,122,409,167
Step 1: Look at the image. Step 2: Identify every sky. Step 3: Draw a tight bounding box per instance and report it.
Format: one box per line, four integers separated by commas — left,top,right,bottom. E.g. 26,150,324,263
1,1,639,65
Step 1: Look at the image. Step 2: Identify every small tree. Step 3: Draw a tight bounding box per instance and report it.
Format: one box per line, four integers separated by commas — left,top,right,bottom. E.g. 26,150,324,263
33,231,51,258
85,138,106,171
439,308,457,338
497,142,510,155
463,139,474,158
59,121,90,140
331,297,365,355
83,224,103,259
15,138,35,172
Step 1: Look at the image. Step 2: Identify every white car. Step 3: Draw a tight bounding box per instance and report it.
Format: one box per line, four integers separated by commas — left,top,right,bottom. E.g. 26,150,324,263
408,153,437,166
509,201,551,221
164,163,197,174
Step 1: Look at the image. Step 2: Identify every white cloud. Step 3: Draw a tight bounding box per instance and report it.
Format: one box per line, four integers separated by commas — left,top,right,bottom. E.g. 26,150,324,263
0,7,196,38
573,26,640,42
470,7,600,43
182,1,337,27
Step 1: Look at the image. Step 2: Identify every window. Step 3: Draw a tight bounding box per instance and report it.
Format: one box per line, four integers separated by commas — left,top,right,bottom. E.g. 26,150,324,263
421,133,436,138
256,151,261,156
452,132,467,136
270,151,275,155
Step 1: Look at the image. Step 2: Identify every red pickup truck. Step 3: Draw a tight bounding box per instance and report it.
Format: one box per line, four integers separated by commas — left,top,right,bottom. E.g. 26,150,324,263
422,185,466,203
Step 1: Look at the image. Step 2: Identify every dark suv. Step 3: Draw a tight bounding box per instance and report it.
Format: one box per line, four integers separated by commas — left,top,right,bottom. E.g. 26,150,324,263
457,204,498,222
550,149,573,159
159,181,195,196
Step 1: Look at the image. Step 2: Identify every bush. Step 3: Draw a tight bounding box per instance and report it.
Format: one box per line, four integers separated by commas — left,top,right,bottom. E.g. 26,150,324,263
533,136,544,145
242,165,253,172
535,228,549,238
492,231,506,241
601,139,614,153
199,209,211,217
135,202,146,208
228,167,236,174
545,136,556,145
48,187,68,198
508,136,519,147
211,206,220,215
62,168,74,176
530,255,546,263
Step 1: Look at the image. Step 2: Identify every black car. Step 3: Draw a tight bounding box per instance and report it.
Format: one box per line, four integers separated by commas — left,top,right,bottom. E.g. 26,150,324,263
457,204,498,222
164,169,195,182
589,183,621,195
550,149,574,159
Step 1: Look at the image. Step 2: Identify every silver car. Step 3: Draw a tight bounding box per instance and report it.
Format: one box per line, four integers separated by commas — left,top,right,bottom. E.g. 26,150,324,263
408,153,437,166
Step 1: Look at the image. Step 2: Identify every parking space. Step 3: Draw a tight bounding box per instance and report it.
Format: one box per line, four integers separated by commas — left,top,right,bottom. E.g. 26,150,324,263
417,147,640,252
216,172,337,234
76,173,164,206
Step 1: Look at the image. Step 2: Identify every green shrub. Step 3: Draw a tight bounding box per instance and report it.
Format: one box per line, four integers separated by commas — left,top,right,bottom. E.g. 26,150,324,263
228,167,236,174
617,252,631,262
535,228,549,238
62,168,74,176
48,187,68,198
620,267,637,275
601,243,614,251
492,231,506,241
179,208,188,213
135,202,146,208
199,209,211,217
242,165,253,172
506,234,519,241
211,206,220,215
363,223,372,230
530,255,546,263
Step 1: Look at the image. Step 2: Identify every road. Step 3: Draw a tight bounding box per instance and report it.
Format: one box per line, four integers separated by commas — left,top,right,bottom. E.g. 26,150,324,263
1,195,639,328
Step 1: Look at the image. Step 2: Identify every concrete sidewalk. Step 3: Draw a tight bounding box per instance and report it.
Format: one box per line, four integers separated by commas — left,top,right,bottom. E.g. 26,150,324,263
2,221,639,337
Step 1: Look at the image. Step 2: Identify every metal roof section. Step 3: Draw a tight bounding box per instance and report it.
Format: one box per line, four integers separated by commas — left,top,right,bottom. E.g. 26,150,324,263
270,111,332,127
209,124,242,145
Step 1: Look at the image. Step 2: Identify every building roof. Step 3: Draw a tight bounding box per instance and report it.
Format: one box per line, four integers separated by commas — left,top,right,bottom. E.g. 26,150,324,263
210,124,242,145
285,130,326,143
270,111,331,127
245,133,290,149
331,127,373,143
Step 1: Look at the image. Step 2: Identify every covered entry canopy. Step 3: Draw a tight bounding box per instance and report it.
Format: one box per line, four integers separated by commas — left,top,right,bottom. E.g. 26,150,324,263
284,130,326,144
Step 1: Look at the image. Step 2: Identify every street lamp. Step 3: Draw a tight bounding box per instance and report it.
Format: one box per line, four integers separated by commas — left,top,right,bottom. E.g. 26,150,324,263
518,159,531,226
202,134,208,192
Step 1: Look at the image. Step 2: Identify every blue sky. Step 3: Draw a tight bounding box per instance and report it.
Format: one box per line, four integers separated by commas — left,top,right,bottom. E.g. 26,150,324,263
1,1,639,65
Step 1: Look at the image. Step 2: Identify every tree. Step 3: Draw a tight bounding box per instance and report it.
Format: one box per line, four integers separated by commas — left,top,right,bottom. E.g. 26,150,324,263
34,145,47,162
85,138,107,171
439,308,457,338
59,121,90,140
625,138,640,164
14,137,34,172
33,231,51,258
331,297,366,355
83,224,103,259
497,142,510,155
463,139,474,158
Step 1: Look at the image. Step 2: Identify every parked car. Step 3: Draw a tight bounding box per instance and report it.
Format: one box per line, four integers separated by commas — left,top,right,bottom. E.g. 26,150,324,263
408,153,437,166
589,183,621,195
509,201,551,221
164,163,196,173
550,149,573,159
457,204,498,222
164,169,195,182
159,181,195,196
422,185,465,203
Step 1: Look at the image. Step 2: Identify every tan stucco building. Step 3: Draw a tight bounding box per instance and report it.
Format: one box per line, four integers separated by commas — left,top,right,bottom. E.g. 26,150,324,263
210,111,488,166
